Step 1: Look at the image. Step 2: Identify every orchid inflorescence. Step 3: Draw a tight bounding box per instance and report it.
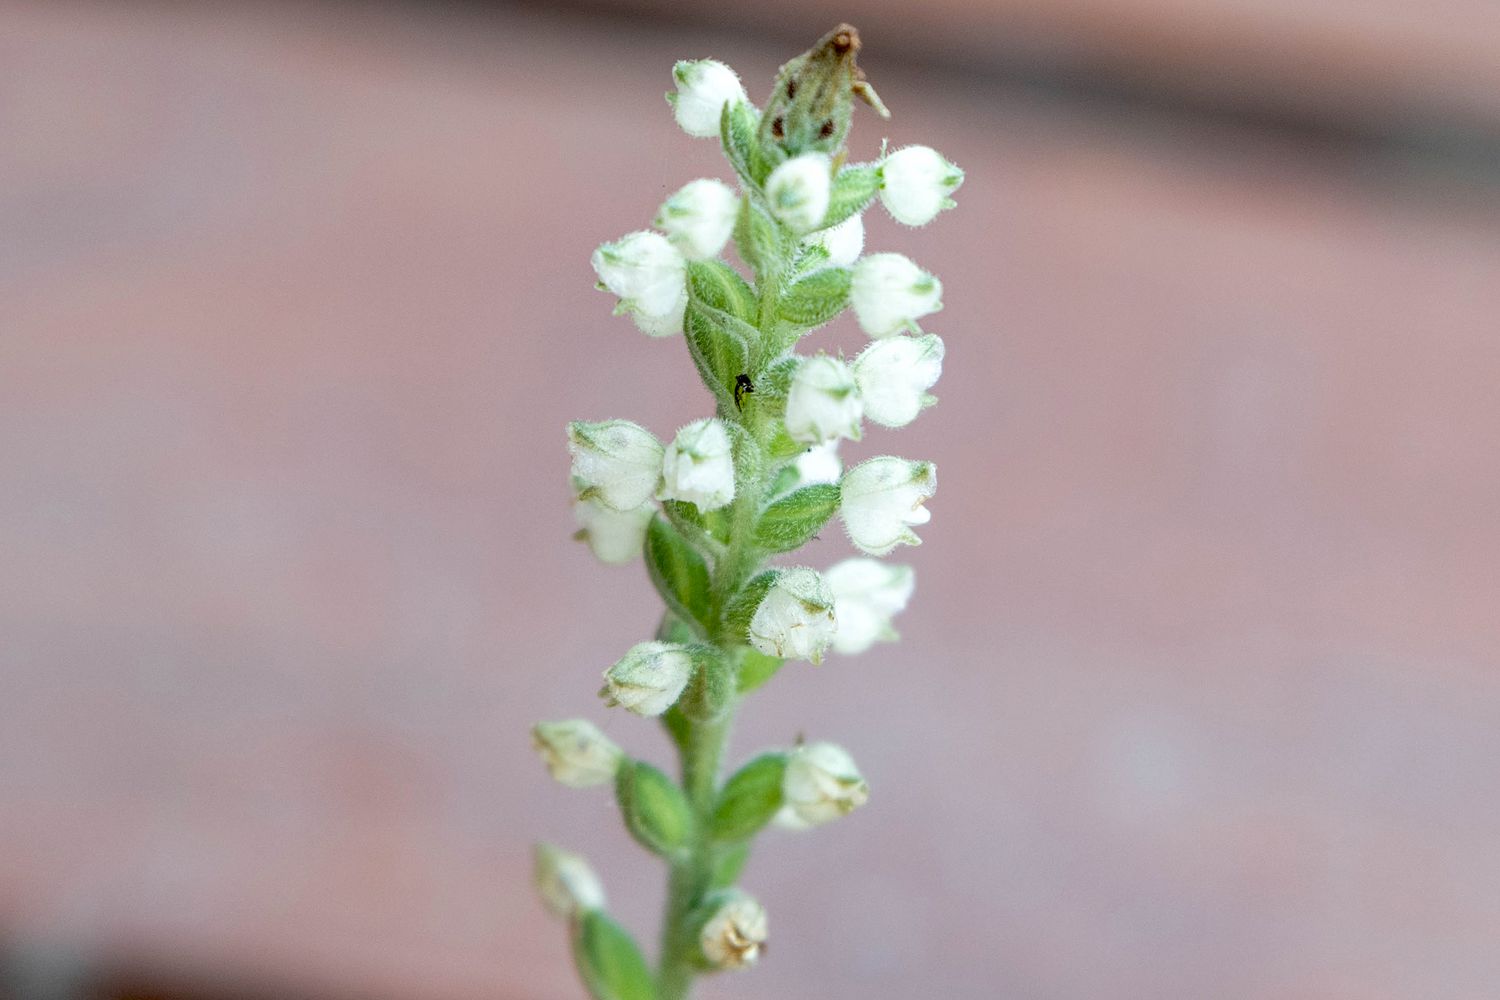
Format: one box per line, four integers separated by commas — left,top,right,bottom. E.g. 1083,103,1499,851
532,24,962,1000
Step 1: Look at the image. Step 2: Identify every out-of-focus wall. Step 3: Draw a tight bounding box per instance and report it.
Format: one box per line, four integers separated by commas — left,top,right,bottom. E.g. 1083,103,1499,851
2,3,1499,999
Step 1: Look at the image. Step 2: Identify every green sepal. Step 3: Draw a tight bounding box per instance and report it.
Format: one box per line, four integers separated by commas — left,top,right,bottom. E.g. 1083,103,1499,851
777,266,851,330
765,464,799,500
722,570,779,646
655,610,696,645
709,842,752,889
687,260,757,327
720,100,780,189
676,643,735,723
659,704,691,753
735,647,785,694
616,760,694,858
822,164,880,229
733,195,782,282
645,514,713,631
684,299,752,412
711,753,789,841
572,910,656,1000
765,424,804,461
754,483,840,553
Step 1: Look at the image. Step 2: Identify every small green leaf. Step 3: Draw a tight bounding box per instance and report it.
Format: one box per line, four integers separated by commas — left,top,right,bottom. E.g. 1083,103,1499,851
754,483,840,553
720,100,780,188
711,753,788,841
573,910,656,1000
655,610,696,645
733,196,783,281
822,164,880,229
645,515,713,630
676,643,734,723
684,299,752,410
736,648,785,694
722,570,779,646
778,267,851,330
687,260,757,326
659,704,691,752
764,424,803,461
709,842,752,888
616,760,694,858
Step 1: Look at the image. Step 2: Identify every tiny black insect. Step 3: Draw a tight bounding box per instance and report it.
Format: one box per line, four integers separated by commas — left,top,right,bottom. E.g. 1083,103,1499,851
734,373,755,410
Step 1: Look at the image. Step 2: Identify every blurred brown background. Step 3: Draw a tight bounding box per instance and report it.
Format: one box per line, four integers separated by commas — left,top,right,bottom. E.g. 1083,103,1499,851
3,1,1499,998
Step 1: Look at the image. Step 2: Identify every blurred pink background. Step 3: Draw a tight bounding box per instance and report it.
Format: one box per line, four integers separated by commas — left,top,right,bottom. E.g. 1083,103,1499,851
3,2,1499,998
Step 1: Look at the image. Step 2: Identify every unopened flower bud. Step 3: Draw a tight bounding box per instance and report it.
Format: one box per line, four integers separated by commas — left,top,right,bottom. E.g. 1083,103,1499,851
849,253,943,338
879,145,964,227
825,558,915,655
602,641,694,716
656,179,740,261
785,355,863,445
669,59,747,138
534,843,606,919
778,741,869,828
852,333,945,428
591,231,688,337
804,211,864,267
765,153,832,233
698,891,768,969
839,456,937,556
748,567,837,664
572,494,653,565
532,719,623,788
660,418,735,512
793,440,842,486
568,419,664,512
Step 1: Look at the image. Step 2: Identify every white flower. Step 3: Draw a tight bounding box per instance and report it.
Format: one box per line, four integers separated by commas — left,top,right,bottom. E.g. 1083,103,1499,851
777,742,869,828
849,253,943,338
825,558,915,655
669,59,747,139
567,420,664,512
879,145,964,226
534,844,606,919
601,641,694,716
852,333,945,428
699,892,768,969
793,440,842,486
591,230,688,337
532,719,623,788
804,212,864,267
748,567,837,664
573,495,653,565
785,355,863,444
656,179,740,261
839,456,937,556
660,418,735,512
765,153,832,233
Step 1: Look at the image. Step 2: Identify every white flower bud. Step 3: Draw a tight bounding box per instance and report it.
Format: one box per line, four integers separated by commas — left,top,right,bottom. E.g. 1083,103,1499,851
748,567,837,664
572,495,653,565
839,456,937,556
785,355,863,445
879,145,964,227
656,179,740,261
825,558,915,655
804,211,864,267
849,253,943,339
765,153,832,234
777,741,869,828
532,719,623,788
591,230,688,337
852,333,945,428
534,843,606,919
659,418,735,512
699,892,768,969
793,440,842,486
567,420,664,513
668,59,747,139
601,641,694,716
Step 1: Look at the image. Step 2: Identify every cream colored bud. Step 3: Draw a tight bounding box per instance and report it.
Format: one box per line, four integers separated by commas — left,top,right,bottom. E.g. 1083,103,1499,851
659,418,736,512
777,741,869,828
669,59,748,139
748,567,837,664
602,641,694,717
592,230,688,337
839,456,937,556
567,419,664,513
534,843,606,919
852,333,945,428
532,719,623,788
825,558,915,655
849,253,943,339
879,145,964,226
785,355,863,445
572,494,653,565
699,892,768,969
765,153,832,233
656,178,739,261
793,440,842,486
